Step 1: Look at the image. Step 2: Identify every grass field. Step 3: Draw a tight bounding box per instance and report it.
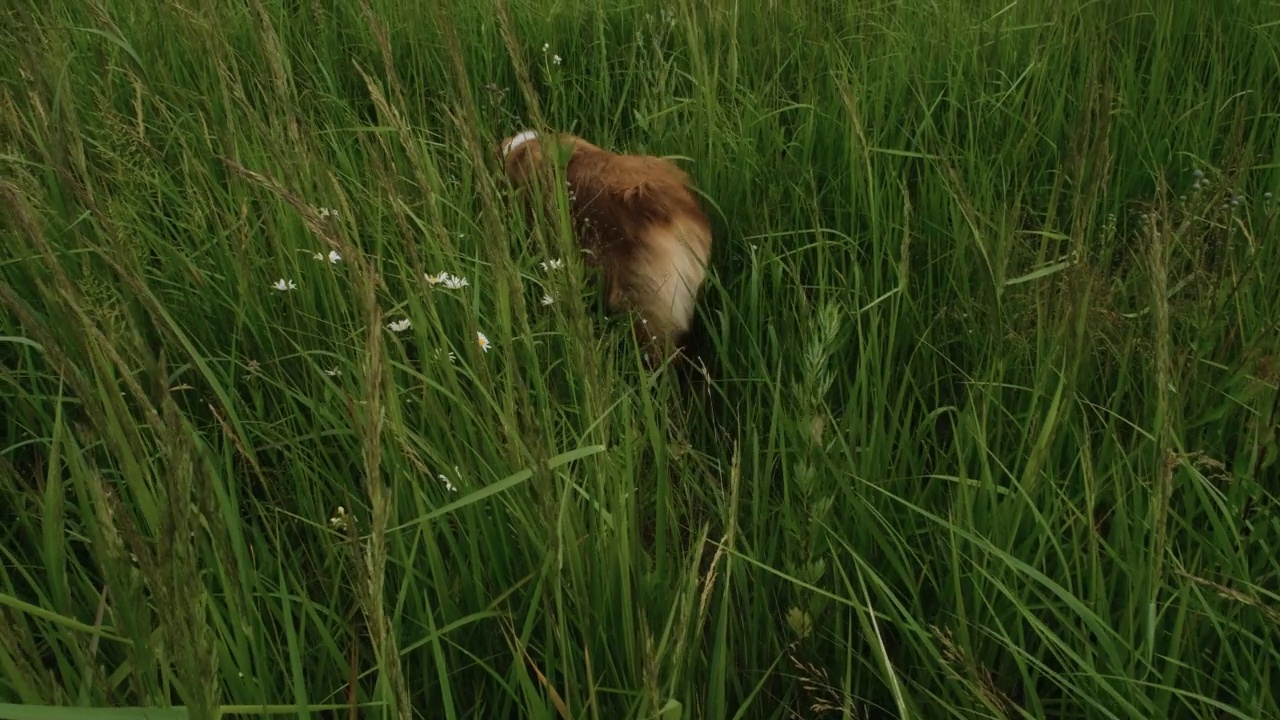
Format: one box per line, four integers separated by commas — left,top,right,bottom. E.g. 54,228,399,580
3,0,1279,717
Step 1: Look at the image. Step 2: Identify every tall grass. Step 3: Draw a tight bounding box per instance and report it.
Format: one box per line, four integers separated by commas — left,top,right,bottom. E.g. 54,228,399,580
2,0,1278,717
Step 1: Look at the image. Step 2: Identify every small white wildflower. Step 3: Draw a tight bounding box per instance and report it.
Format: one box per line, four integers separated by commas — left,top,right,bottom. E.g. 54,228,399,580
540,258,564,272
318,207,338,220
434,348,456,363
327,250,342,263
442,274,470,290
475,331,491,352
552,54,562,65
426,272,469,289
542,42,550,53
438,473,458,493
271,278,297,291
323,367,341,377
540,293,555,306
329,505,349,529
387,318,412,333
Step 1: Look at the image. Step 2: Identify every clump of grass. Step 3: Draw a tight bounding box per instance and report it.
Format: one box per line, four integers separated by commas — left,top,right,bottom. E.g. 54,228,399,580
2,0,1278,718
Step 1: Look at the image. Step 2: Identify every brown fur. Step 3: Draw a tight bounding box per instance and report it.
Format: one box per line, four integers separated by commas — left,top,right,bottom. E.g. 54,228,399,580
498,130,713,363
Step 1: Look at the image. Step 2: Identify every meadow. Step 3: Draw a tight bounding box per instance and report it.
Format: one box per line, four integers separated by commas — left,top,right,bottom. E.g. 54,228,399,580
2,0,1279,717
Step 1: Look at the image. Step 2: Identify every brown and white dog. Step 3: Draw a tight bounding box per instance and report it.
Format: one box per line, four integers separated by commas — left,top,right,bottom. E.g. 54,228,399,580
498,129,713,362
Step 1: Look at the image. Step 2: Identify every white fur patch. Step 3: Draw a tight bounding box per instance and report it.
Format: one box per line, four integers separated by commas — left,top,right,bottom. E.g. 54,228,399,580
645,218,709,334
502,130,539,158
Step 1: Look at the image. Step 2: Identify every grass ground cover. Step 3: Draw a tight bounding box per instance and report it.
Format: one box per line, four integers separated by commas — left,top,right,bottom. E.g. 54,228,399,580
2,0,1279,717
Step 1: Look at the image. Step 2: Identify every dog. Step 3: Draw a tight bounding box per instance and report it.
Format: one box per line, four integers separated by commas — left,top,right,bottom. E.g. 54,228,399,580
498,130,713,363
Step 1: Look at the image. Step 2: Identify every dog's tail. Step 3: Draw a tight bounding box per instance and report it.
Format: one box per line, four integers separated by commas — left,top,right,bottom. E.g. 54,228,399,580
630,214,711,347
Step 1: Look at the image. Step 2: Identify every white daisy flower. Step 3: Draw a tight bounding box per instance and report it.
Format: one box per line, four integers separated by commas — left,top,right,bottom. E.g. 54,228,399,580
271,278,297,291
442,274,469,290
426,272,470,290
540,293,555,306
475,331,491,352
387,318,412,333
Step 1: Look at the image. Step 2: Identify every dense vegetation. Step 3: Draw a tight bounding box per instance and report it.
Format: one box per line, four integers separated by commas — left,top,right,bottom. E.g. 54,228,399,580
2,0,1278,717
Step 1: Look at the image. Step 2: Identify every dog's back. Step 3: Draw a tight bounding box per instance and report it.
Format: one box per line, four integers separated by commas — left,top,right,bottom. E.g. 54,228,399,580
501,132,713,355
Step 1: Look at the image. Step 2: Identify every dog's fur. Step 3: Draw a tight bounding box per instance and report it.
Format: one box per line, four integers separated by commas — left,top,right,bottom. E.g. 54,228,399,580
498,130,713,361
